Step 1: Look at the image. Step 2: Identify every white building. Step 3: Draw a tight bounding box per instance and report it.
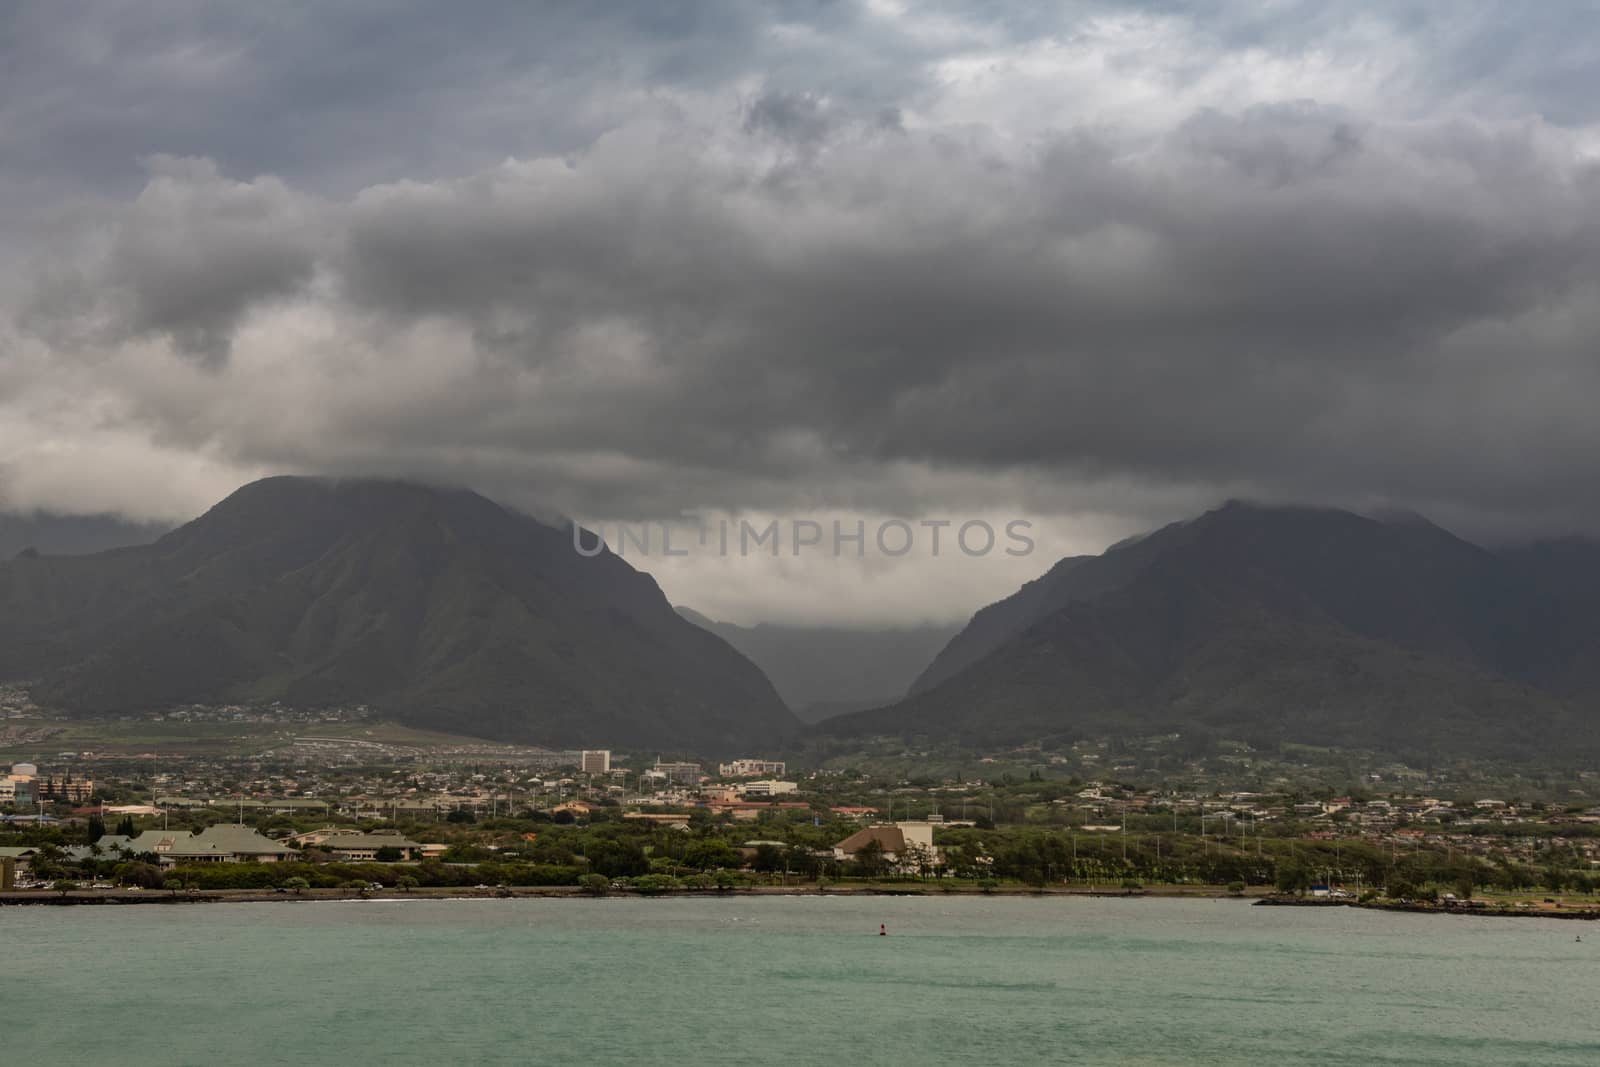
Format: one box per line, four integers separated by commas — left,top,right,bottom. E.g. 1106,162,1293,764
581,750,611,775
719,758,786,778
742,780,798,797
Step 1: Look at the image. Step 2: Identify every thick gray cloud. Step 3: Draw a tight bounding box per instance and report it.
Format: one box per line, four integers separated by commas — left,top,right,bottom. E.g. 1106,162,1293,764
4,1,1600,622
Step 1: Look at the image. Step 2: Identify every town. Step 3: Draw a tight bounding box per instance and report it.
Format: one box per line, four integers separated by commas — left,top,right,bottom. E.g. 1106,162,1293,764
6,729,1600,915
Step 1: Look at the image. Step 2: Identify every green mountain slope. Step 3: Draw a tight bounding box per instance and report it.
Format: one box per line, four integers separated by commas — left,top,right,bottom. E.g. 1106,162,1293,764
0,477,797,752
829,503,1600,761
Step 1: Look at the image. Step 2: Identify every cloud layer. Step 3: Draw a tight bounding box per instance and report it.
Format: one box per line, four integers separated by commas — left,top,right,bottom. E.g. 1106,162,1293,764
5,2,1600,621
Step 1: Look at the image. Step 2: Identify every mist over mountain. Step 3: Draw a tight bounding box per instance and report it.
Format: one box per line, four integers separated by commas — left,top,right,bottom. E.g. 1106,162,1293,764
829,503,1600,762
0,477,797,752
675,608,959,723
0,513,172,558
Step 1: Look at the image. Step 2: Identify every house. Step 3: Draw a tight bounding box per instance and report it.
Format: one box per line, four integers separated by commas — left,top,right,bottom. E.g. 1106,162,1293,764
623,812,693,830
167,825,300,865
0,845,38,878
317,833,425,861
551,800,597,817
104,805,164,817
832,821,942,872
702,801,809,822
829,806,879,819
264,798,330,815
100,826,298,865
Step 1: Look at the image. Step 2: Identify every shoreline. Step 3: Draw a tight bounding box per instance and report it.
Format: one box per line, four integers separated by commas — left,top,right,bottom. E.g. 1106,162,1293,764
1254,896,1600,921
1,883,1240,907
7,883,1596,918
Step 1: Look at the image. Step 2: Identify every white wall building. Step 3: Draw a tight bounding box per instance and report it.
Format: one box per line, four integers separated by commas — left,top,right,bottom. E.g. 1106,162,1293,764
742,780,798,797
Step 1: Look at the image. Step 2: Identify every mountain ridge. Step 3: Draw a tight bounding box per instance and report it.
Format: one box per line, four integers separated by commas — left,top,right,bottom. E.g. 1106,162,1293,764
0,476,798,752
828,502,1600,761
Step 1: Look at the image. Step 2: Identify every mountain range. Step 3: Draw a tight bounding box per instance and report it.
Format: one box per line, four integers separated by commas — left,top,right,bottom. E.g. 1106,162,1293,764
6,481,1599,763
826,502,1600,763
674,608,959,723
0,477,796,753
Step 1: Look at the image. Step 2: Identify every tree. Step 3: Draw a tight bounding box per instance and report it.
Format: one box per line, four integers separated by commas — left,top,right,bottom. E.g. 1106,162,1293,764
1275,860,1310,896
115,862,164,889
852,839,888,879
396,876,418,893
578,873,609,895
1385,877,1418,901
374,847,403,863
683,839,741,872
284,877,310,895
901,842,936,881
53,879,77,896
115,816,136,837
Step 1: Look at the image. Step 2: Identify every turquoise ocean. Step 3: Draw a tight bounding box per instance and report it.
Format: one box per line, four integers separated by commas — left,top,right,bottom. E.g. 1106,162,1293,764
5,895,1596,1065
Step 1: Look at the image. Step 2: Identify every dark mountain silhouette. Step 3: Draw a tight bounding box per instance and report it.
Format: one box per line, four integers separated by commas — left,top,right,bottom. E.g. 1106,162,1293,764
676,607,959,722
0,512,171,558
829,502,1600,761
0,477,796,752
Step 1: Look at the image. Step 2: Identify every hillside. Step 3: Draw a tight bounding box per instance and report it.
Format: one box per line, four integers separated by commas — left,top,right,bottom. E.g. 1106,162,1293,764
0,477,797,752
828,503,1600,761
0,512,171,558
676,608,959,722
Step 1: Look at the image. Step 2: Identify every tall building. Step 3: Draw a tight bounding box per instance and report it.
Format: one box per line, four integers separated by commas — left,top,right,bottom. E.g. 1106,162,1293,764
581,750,611,775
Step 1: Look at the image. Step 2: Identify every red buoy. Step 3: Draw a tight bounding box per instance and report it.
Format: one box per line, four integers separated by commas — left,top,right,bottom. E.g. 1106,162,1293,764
879,923,887,936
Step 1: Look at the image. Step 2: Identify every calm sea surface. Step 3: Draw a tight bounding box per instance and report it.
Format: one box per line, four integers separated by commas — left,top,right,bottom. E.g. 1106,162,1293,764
5,895,1596,1065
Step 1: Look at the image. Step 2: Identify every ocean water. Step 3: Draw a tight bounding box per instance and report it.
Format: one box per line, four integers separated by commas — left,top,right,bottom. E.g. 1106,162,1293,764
5,895,1596,1065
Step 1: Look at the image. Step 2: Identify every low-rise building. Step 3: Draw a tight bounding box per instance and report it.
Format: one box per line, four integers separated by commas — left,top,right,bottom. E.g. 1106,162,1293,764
832,821,943,872
318,833,426,862
741,780,798,797
654,761,704,786
35,774,95,803
98,826,298,865
623,812,693,830
0,846,38,880
719,759,786,778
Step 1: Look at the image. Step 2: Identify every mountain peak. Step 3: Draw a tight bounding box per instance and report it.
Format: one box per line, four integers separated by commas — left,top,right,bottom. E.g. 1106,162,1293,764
1,478,796,752
872,499,1600,761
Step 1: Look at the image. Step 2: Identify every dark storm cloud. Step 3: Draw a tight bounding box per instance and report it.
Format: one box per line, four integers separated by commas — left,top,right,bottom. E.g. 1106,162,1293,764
7,0,1600,557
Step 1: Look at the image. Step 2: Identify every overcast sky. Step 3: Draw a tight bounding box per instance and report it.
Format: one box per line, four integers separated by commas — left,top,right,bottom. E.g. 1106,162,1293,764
4,1,1600,625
